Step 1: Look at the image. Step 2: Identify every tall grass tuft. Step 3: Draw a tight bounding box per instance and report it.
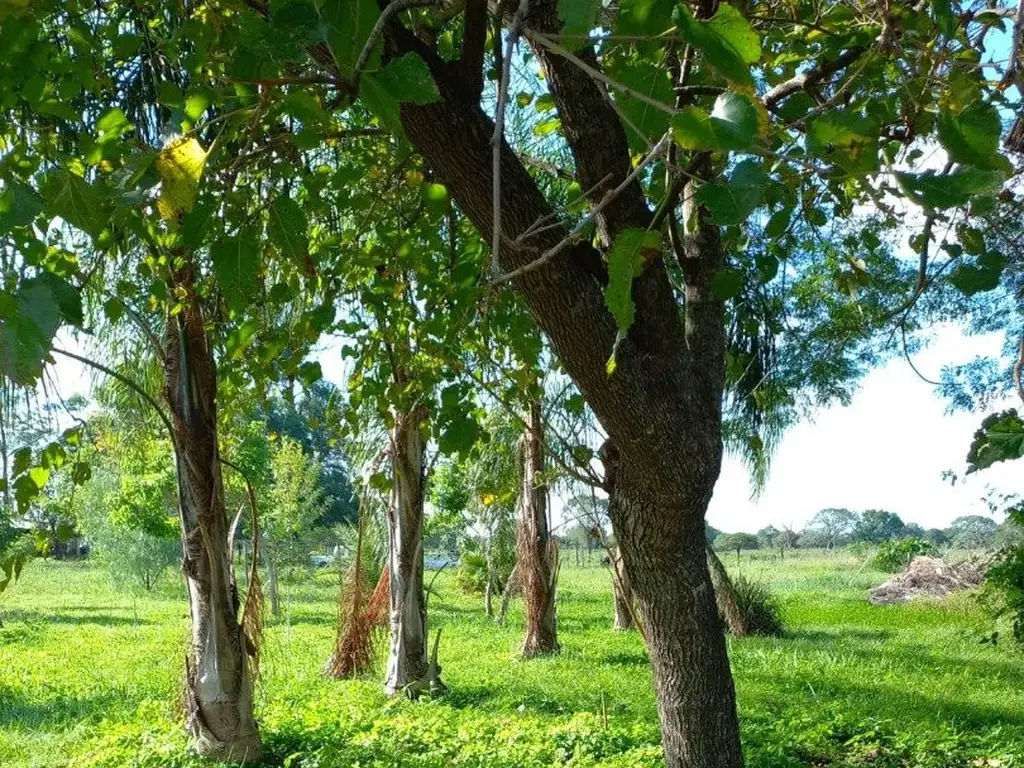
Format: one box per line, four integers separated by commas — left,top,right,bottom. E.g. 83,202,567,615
731,574,785,636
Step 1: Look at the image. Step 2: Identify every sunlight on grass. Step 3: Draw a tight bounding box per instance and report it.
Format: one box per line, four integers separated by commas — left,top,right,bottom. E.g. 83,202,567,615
1,552,1021,767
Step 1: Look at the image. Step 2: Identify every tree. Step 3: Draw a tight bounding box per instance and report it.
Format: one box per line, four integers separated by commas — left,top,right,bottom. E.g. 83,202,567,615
714,532,761,561
4,0,1019,764
923,528,951,547
948,515,999,550
854,510,907,544
515,399,558,655
263,437,329,615
805,509,859,549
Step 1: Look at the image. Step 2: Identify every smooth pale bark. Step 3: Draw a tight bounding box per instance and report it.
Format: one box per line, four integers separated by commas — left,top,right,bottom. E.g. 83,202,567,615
383,407,431,695
164,266,260,763
610,547,634,631
517,401,558,655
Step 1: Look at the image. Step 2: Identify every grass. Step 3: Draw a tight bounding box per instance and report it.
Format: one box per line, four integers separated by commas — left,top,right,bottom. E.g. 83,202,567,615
0,550,1021,767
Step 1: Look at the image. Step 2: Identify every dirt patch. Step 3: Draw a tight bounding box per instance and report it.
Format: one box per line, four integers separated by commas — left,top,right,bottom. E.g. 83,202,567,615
869,556,986,605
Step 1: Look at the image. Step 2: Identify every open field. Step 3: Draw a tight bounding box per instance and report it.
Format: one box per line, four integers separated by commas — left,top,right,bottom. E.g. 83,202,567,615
1,551,1021,767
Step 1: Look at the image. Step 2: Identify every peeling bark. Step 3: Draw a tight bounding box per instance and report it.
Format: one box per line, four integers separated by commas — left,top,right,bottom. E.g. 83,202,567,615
164,265,261,764
517,400,558,656
384,406,438,696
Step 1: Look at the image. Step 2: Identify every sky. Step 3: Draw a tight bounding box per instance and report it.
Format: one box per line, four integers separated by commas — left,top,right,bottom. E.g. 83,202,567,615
706,326,1019,533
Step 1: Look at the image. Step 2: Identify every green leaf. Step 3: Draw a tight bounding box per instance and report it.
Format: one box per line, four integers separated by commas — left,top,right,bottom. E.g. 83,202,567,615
806,110,879,174
604,228,661,332
670,91,760,151
29,274,83,327
674,4,760,87
606,59,673,150
967,410,1024,473
41,171,108,238
210,229,262,312
937,101,1008,172
696,160,768,225
763,207,792,238
268,196,309,263
96,107,133,143
948,251,1004,296
897,168,1004,210
711,269,743,299
0,280,61,385
958,226,985,255
558,0,602,38
324,0,379,77
27,465,49,490
12,447,31,476
71,461,92,485
0,183,43,232
13,473,38,512
359,73,403,136
103,296,125,324
374,53,439,105
297,360,323,387
438,412,480,456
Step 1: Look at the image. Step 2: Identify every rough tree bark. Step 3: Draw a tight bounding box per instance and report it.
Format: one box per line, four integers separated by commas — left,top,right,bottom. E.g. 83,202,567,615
517,400,558,655
707,546,747,637
164,265,261,763
383,405,434,695
610,546,634,631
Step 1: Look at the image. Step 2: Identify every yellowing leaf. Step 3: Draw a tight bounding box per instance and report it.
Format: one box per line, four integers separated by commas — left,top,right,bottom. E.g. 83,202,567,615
155,137,206,219
481,492,495,506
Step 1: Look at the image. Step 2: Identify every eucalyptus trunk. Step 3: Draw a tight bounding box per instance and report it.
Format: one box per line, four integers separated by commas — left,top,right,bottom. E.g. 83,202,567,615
516,400,558,656
164,266,261,763
383,406,433,695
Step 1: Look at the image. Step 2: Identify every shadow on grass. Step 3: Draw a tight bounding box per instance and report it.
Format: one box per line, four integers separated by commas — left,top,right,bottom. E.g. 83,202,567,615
0,684,127,729
1,610,151,627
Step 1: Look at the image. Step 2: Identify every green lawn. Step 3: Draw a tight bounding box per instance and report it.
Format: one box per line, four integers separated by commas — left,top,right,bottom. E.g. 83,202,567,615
1,552,1021,767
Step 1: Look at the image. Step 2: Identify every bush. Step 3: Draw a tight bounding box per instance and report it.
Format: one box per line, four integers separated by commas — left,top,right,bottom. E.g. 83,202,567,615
872,537,933,572
731,574,784,636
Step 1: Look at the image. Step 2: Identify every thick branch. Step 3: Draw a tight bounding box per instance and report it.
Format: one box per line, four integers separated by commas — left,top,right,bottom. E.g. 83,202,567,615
460,0,488,99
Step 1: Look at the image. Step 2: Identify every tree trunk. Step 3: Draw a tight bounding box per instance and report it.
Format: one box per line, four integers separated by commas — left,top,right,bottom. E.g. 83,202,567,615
383,10,741,762
265,547,280,618
610,546,634,631
383,406,434,696
707,546,746,637
164,265,261,763
517,400,558,656
611,476,743,768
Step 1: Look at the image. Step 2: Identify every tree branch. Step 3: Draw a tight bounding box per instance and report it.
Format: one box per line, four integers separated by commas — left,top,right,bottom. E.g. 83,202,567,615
51,347,176,446
494,134,670,285
762,46,866,110
353,0,441,90
492,0,530,277
460,0,488,99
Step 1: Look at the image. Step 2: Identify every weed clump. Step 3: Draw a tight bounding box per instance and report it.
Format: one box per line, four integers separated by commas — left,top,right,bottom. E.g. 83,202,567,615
730,574,785,636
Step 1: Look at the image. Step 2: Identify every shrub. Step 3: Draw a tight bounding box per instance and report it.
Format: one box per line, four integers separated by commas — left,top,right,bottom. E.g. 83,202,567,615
731,574,784,636
872,537,933,572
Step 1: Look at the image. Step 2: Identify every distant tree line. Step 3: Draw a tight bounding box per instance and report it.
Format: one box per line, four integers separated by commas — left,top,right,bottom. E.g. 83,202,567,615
712,508,1021,554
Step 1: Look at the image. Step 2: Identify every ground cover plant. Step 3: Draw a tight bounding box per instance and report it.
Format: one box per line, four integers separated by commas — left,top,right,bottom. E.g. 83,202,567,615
1,551,1020,768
